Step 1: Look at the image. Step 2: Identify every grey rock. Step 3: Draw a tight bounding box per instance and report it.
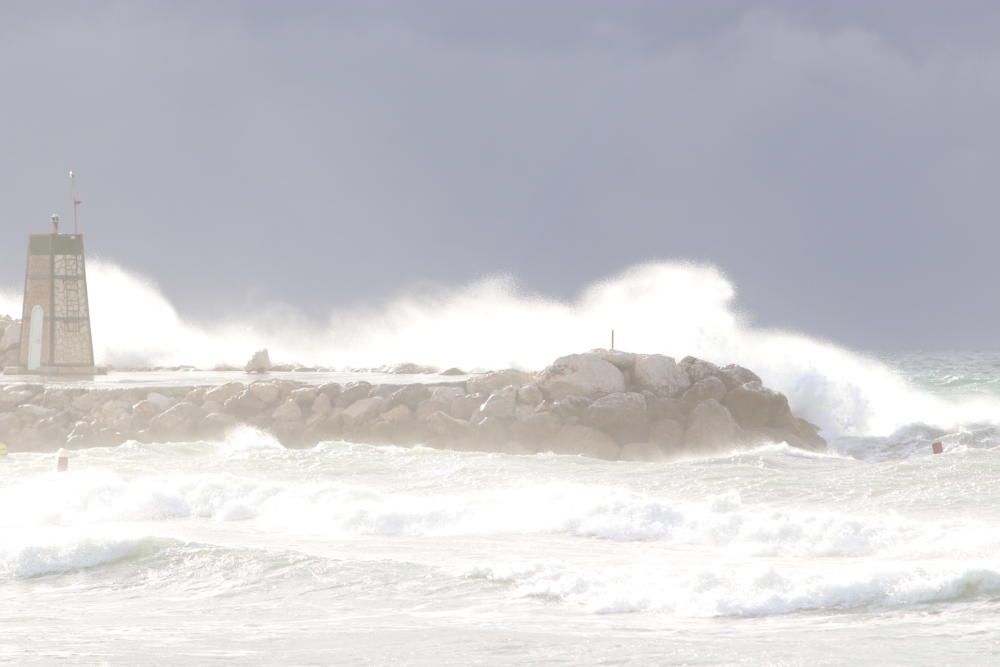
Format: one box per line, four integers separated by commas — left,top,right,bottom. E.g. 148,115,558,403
537,353,626,401
420,411,473,441
724,381,794,428
679,356,724,384
648,418,685,451
551,425,620,460
199,412,238,435
479,387,517,419
450,394,485,421
248,382,282,405
290,387,319,407
633,354,691,396
467,369,533,395
681,376,727,408
720,364,762,390
341,396,386,426
387,384,431,410
582,392,648,443
224,390,265,417
273,399,304,422
245,349,271,373
516,383,544,407
337,382,373,408
204,382,245,404
645,394,686,422
151,401,205,434
685,399,741,451
311,393,333,415
509,410,562,444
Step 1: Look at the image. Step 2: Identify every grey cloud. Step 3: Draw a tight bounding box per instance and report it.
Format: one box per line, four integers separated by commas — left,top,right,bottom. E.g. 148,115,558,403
2,1,999,349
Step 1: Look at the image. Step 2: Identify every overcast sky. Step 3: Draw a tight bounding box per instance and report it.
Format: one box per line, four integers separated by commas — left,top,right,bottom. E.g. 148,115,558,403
2,0,1000,351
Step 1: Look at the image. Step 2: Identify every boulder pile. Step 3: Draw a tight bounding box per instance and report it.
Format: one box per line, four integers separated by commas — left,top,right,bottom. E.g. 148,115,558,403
0,349,824,460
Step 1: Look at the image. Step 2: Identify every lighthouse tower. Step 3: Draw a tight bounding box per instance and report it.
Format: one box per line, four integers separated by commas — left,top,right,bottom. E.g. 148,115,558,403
17,213,95,374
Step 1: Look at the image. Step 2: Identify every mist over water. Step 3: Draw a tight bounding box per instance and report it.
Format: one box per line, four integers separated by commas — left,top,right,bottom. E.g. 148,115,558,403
0,259,980,438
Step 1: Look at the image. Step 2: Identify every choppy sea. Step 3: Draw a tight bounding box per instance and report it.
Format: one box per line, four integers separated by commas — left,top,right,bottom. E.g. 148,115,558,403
2,352,1000,665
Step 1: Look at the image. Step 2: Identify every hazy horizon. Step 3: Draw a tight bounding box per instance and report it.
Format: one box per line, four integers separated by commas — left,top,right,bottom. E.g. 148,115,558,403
4,0,1000,352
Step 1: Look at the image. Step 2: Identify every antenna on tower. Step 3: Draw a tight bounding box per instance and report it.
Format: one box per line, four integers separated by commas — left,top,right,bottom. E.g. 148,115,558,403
69,170,81,234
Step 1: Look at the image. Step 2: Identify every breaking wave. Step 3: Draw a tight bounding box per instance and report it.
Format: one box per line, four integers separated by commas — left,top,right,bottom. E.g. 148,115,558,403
6,259,1000,436
467,559,1000,617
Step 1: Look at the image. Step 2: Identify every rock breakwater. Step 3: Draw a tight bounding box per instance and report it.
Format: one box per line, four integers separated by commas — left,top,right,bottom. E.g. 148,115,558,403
0,350,824,460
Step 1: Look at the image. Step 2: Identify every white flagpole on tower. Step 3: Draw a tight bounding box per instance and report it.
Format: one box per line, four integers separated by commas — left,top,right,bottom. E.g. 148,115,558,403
69,170,81,234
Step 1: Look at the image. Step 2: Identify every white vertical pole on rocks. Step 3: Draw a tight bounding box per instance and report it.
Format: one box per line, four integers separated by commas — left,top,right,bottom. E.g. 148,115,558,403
611,329,615,351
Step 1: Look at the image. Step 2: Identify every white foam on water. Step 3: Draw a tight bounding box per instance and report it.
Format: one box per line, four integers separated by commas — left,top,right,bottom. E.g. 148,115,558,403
466,558,1000,617
0,533,161,579
1,461,993,562
7,258,1000,436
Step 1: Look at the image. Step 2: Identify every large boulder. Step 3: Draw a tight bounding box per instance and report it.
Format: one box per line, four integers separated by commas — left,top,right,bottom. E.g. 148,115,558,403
150,401,205,435
131,399,161,426
340,396,386,426
479,387,517,419
720,364,762,390
547,395,591,423
582,392,648,443
419,411,473,442
290,387,318,407
199,412,238,436
724,381,794,428
764,418,826,451
247,382,282,405
272,399,304,422
645,394,686,422
386,384,431,411
467,369,533,395
681,376,727,408
550,424,620,460
224,390,265,417
204,382,245,404
632,354,691,396
472,416,511,446
378,404,412,425
516,383,544,407
684,399,741,451
679,356,723,384
509,410,562,445
537,353,625,401
594,349,637,372
648,418,685,453
336,382,373,408
245,349,271,374
449,394,485,420
311,393,333,415
318,382,342,400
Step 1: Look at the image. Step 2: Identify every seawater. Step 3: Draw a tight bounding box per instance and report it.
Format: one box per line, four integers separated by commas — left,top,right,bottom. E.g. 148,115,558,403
3,261,1000,664
2,354,1000,665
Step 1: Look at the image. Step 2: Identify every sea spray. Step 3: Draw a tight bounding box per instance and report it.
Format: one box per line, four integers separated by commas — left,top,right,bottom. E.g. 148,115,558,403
0,259,988,437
